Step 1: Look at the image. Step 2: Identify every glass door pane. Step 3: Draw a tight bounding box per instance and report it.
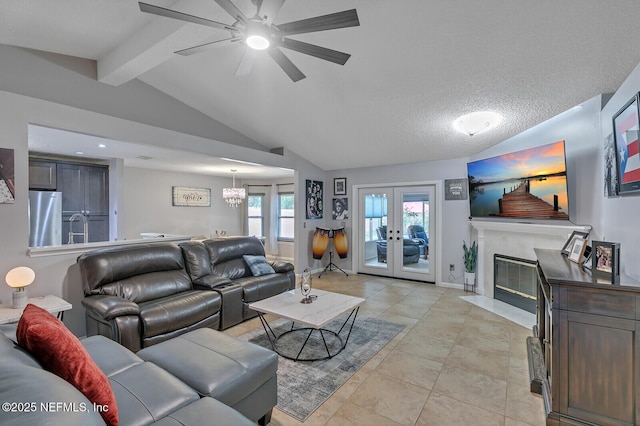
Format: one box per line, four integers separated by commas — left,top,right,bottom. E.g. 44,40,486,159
394,186,435,282
358,188,393,276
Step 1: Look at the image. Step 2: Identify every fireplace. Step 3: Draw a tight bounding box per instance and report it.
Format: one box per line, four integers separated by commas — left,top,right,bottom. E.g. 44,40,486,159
470,221,591,297
494,254,537,313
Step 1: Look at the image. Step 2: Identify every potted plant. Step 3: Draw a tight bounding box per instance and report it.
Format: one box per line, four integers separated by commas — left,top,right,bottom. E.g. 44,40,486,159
463,240,477,290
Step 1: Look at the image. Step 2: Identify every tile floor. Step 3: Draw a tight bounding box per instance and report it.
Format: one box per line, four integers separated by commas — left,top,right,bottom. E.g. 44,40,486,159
224,273,547,426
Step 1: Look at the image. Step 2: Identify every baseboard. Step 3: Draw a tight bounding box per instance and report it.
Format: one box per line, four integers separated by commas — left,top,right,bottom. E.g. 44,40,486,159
438,281,464,290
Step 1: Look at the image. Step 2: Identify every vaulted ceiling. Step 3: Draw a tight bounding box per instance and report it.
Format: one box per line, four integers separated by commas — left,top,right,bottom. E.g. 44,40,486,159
3,0,640,172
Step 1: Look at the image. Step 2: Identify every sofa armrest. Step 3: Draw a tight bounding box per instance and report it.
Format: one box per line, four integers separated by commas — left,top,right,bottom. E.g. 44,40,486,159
82,295,140,321
193,275,233,291
269,261,294,274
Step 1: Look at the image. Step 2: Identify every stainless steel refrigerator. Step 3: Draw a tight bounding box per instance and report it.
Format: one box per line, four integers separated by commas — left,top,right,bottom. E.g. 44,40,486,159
29,191,62,247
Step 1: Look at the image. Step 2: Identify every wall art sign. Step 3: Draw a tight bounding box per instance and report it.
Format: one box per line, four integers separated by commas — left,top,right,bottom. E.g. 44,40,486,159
172,186,211,207
444,178,468,200
0,148,15,204
306,179,323,219
612,93,640,194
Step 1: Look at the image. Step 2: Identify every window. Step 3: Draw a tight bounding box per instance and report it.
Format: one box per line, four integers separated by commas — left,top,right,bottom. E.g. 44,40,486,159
364,194,387,242
247,194,264,237
278,193,295,240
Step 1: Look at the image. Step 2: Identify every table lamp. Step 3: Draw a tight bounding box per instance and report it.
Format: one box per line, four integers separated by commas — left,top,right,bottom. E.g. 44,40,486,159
5,266,35,309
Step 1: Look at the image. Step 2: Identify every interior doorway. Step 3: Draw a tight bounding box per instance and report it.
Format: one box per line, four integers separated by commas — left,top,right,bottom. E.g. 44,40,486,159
356,185,436,282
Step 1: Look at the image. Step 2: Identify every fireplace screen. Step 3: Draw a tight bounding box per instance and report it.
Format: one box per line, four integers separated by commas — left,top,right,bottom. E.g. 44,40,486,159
494,254,537,313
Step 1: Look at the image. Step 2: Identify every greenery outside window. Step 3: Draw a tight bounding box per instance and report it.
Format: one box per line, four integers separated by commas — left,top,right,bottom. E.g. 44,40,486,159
278,193,295,240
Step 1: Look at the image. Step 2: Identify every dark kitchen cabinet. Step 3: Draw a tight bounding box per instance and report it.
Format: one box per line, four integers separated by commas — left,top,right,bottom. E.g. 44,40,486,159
29,160,57,190
57,162,109,243
531,249,640,426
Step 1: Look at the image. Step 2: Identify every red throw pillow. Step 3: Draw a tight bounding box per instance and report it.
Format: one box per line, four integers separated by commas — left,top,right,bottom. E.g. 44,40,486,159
17,304,118,426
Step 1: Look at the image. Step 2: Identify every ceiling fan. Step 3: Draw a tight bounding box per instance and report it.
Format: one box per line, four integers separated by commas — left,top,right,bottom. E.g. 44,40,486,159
138,0,360,82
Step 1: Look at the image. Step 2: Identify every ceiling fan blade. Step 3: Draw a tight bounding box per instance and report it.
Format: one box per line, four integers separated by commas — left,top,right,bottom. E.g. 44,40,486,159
235,48,257,76
139,2,239,32
175,38,240,56
213,0,247,22
257,0,286,25
268,48,306,82
276,9,359,36
281,38,351,65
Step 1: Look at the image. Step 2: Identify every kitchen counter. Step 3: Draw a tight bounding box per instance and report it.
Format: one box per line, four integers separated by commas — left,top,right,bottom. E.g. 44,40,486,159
27,235,193,258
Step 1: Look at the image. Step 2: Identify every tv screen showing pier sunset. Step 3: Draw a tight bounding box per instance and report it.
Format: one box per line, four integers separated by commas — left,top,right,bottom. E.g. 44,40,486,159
467,141,569,219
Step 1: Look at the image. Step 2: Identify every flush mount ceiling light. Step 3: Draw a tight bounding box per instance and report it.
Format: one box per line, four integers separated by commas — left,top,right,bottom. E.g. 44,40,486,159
453,111,503,137
223,169,246,208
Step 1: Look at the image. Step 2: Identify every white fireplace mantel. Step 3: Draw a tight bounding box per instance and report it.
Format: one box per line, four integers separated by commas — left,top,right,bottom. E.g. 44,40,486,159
470,220,591,296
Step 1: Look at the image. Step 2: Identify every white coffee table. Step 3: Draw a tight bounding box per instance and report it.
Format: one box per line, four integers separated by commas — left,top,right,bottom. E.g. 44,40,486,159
249,288,365,361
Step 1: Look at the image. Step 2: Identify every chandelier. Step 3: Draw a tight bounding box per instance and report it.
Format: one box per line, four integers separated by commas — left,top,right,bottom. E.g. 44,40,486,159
223,169,246,208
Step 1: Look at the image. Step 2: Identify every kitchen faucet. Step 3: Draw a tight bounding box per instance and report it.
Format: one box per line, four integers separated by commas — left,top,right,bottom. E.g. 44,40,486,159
68,213,89,244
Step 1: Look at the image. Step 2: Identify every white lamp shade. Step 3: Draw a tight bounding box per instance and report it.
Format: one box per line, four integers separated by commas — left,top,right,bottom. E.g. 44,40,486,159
5,266,35,289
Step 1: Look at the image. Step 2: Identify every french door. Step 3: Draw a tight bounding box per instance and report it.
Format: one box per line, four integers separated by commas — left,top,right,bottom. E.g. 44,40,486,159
358,185,435,282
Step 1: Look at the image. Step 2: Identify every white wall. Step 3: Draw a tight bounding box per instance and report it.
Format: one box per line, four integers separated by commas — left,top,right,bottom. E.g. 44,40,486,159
123,167,242,239
326,158,469,283
327,94,604,286
599,62,640,280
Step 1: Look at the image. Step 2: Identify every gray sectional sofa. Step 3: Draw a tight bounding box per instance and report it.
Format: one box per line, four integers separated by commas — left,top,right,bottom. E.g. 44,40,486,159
79,236,295,352
0,324,277,425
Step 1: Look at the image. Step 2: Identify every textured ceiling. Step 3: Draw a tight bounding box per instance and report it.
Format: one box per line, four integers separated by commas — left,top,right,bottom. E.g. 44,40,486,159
3,0,640,172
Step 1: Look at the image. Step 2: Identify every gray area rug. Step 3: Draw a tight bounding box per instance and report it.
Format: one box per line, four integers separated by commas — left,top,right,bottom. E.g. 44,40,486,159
237,316,405,422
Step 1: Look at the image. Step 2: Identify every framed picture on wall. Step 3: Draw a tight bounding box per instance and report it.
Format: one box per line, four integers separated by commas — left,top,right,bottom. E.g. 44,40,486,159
444,178,468,200
332,198,349,220
0,148,15,204
334,177,346,195
306,179,323,219
603,133,618,197
612,93,640,194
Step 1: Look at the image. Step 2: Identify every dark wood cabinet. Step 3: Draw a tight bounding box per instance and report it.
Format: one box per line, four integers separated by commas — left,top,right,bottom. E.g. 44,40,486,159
56,162,109,243
62,214,109,244
532,249,640,426
28,160,57,190
57,163,109,216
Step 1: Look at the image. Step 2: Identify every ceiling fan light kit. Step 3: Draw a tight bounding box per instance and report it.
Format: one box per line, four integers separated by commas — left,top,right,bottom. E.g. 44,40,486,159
138,0,360,82
246,35,270,50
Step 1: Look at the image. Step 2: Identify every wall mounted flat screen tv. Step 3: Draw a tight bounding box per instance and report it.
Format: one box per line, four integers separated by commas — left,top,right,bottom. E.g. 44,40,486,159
467,140,569,220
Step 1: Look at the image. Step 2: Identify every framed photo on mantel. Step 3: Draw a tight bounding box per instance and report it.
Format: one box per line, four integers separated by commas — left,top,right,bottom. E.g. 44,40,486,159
592,241,621,283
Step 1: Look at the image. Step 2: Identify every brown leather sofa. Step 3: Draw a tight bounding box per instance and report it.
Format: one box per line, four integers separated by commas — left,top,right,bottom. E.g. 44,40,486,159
80,237,295,352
